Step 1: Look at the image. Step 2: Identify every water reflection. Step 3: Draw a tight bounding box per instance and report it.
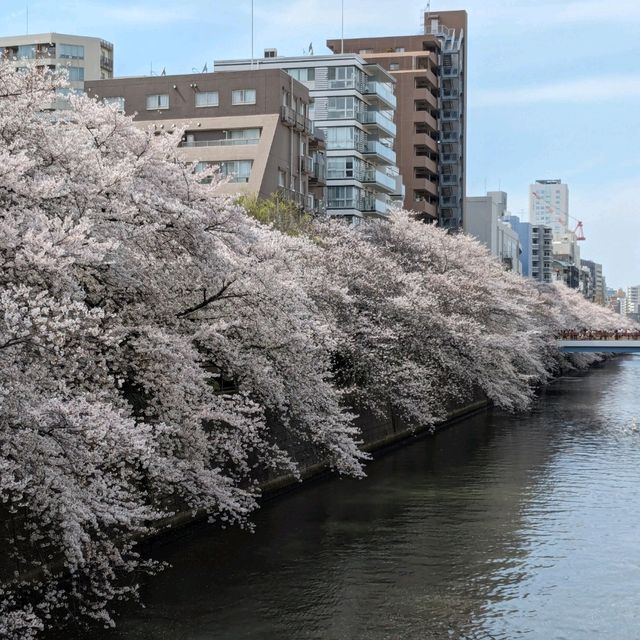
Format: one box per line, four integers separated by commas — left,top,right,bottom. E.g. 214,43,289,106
60,357,640,640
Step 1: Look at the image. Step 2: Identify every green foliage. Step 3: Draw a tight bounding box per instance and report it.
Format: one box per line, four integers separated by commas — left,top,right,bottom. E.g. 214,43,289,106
238,192,314,236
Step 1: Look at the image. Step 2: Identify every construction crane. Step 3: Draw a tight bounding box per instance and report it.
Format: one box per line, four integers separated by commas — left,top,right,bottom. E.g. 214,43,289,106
531,190,586,241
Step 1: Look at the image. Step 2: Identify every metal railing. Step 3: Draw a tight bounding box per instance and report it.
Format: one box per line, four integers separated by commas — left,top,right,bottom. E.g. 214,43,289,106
180,138,260,148
363,141,396,163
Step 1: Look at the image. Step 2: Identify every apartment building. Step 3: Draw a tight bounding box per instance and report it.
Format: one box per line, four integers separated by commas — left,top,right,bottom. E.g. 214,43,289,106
529,179,569,237
0,32,113,89
581,259,605,304
327,9,467,229
86,69,326,210
464,192,521,273
215,52,402,223
506,215,553,282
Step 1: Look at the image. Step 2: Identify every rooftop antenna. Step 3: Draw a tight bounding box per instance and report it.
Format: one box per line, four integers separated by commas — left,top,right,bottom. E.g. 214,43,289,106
251,0,255,69
341,0,344,54
423,0,431,32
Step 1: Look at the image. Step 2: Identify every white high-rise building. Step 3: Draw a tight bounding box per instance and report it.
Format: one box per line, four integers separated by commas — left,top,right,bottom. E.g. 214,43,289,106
529,179,569,237
215,52,403,223
0,33,114,90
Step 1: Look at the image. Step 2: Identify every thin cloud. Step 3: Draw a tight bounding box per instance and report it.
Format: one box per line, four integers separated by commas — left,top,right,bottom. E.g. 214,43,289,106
472,76,640,108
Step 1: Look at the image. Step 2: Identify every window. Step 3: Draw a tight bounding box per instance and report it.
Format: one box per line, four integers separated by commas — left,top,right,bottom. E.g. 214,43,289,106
220,160,253,182
104,96,125,112
287,67,315,82
17,45,35,59
67,67,85,82
389,63,400,71
232,89,256,105
326,126,360,150
195,91,219,107
327,96,360,120
395,47,405,53
327,157,356,179
226,128,260,142
359,48,374,54
328,185,360,208
59,44,85,59
278,170,286,188
146,94,169,110
328,65,357,89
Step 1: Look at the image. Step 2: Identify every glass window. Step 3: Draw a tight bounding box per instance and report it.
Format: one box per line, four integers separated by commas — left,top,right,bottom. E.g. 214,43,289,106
325,126,363,150
195,91,219,107
232,89,256,105
67,67,85,82
389,63,400,71
327,157,356,179
287,68,315,82
104,96,125,112
226,128,260,141
17,45,35,59
327,96,360,120
59,44,85,59
146,94,169,110
278,170,286,188
220,160,252,182
328,66,357,88
395,47,405,53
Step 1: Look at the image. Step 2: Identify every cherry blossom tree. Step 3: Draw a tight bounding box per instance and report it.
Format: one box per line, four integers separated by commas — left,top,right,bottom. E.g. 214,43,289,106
0,62,362,638
0,62,631,638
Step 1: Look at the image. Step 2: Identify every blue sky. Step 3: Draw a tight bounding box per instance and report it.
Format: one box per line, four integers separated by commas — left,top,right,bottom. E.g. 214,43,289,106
2,0,639,288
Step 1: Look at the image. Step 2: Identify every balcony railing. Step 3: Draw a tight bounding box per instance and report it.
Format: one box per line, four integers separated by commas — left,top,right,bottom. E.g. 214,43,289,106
363,141,396,164
180,138,260,148
362,169,397,192
364,82,397,108
440,152,460,165
441,109,459,121
360,110,396,136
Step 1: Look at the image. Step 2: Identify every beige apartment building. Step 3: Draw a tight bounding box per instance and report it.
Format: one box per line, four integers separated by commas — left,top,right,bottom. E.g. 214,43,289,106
327,9,467,229
0,32,113,89
86,70,326,211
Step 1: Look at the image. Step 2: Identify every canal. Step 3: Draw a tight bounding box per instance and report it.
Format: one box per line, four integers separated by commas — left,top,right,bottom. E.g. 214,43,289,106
85,356,640,639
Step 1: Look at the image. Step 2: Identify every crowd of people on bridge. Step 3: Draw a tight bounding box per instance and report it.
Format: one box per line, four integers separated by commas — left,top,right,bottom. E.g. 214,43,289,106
558,329,640,341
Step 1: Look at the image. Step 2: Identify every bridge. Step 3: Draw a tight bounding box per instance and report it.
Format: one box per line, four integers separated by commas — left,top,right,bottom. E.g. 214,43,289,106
558,340,640,354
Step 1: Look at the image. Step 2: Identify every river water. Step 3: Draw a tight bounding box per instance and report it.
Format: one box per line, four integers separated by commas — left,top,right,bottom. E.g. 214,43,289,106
88,357,640,639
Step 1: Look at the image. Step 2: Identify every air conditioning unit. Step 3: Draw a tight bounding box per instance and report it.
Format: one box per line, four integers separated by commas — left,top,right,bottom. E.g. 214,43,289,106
264,48,278,58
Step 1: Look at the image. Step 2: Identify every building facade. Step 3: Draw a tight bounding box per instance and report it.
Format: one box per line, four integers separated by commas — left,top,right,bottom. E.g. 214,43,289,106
464,192,521,273
214,52,402,223
0,32,113,90
625,286,640,321
529,179,569,237
505,215,553,282
326,9,467,229
581,259,605,304
86,69,326,210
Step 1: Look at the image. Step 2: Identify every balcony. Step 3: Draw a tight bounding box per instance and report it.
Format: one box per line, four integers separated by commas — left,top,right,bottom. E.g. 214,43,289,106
363,141,396,165
440,130,460,143
441,109,459,121
100,56,113,71
281,106,313,134
440,152,460,165
360,110,396,137
362,197,389,216
442,66,460,78
439,173,458,186
362,169,397,193
364,82,397,109
440,195,459,207
180,137,260,148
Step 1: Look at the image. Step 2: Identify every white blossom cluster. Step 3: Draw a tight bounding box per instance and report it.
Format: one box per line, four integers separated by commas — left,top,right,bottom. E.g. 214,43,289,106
0,62,632,637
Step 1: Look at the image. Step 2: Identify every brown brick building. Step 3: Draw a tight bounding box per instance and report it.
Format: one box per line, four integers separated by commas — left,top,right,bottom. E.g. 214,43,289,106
85,69,326,212
327,10,467,229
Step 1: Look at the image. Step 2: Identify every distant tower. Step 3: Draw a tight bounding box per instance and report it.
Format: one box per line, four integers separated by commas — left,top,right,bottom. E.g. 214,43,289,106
529,179,569,237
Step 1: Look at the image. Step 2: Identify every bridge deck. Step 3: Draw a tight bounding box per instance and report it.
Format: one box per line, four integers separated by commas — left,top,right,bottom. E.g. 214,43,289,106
558,340,640,354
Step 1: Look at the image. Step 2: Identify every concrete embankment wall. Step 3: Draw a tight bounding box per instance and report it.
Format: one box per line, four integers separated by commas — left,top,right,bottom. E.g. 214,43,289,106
260,390,489,496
